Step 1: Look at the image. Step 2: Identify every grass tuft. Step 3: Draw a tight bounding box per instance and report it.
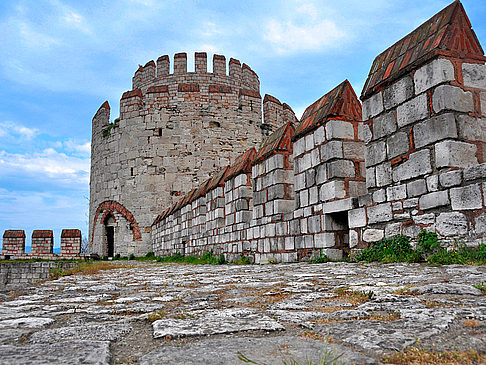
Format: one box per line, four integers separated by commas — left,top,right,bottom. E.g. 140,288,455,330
382,347,485,364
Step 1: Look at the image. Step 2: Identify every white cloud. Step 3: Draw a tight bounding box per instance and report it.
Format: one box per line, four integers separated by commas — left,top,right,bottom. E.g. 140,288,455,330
63,140,91,155
0,121,39,140
265,18,345,54
0,148,90,185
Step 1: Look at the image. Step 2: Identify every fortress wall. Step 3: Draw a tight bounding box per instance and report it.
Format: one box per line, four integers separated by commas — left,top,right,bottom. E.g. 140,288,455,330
90,53,266,257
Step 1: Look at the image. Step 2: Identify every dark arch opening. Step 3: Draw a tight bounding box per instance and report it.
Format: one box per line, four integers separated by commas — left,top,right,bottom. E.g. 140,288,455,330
103,214,115,257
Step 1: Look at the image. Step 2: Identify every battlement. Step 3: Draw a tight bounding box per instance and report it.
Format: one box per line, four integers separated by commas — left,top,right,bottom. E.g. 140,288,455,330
132,52,260,92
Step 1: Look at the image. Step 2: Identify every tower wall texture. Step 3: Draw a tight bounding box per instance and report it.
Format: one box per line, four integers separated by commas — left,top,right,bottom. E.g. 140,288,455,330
89,53,282,257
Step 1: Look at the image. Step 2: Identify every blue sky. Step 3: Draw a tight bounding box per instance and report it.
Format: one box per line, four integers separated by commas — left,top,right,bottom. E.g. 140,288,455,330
1,0,485,250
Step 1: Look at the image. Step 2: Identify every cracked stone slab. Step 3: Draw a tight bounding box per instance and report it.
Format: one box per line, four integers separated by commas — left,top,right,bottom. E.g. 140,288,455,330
152,308,284,338
0,340,111,365
408,283,483,296
30,322,132,343
0,317,54,329
140,336,375,365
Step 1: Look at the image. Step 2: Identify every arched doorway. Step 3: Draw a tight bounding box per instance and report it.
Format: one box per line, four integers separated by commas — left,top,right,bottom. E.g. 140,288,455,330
104,215,116,257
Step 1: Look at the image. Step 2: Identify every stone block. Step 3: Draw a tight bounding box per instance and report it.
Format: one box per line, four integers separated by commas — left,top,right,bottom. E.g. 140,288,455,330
373,189,386,203
343,141,365,160
373,111,397,140
397,93,428,128
326,120,354,140
358,193,372,207
457,115,486,141
348,208,366,228
387,132,409,159
321,141,343,162
433,85,474,114
367,203,392,224
403,197,419,209
365,140,386,167
321,197,355,214
327,160,356,178
383,75,414,109
274,199,294,214
363,229,384,242
435,140,478,168
436,212,468,236
305,169,316,188
363,124,372,143
319,181,346,202
385,222,402,237
439,170,462,188
349,229,359,248
413,113,457,149
316,164,327,185
293,137,306,157
311,147,321,167
464,162,486,181
348,181,366,197
475,213,486,235
414,58,455,94
462,63,486,89
314,126,325,146
309,186,318,205
482,93,486,117
450,184,483,210
366,167,376,189
407,179,427,198
314,233,335,248
392,149,432,182
375,162,392,187
362,92,384,120
321,248,343,260
387,184,407,201
426,175,438,192
294,173,305,191
419,191,449,210
412,213,435,225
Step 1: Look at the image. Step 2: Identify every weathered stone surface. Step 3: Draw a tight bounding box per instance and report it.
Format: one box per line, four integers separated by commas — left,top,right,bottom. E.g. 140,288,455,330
392,149,432,182
387,132,409,159
457,115,486,141
373,111,396,140
419,191,449,210
396,93,428,127
462,63,486,89
30,323,132,343
383,75,414,110
365,140,386,167
325,120,354,140
367,203,392,224
362,229,384,242
408,283,482,296
433,85,474,114
386,184,407,201
464,162,486,181
436,212,468,236
435,140,478,168
413,113,457,149
450,184,483,210
375,162,392,187
439,170,463,188
362,92,384,120
407,179,427,197
414,58,455,94
152,308,284,338
348,208,366,228
475,213,486,234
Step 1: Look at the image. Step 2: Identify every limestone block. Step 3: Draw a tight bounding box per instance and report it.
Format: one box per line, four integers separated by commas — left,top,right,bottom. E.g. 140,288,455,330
311,147,320,167
397,93,428,128
439,170,462,188
414,58,455,94
464,163,486,181
450,184,483,210
305,169,316,188
300,190,309,207
436,212,468,236
419,191,449,210
433,85,474,114
403,197,418,209
412,213,435,225
435,140,478,168
309,186,318,205
274,200,294,214
326,120,354,140
308,216,321,233
387,184,407,201
316,164,327,185
363,124,372,143
294,173,306,191
314,126,325,146
348,208,366,228
457,115,486,142
267,154,284,172
375,162,392,187
407,179,427,198
475,213,486,235
383,76,414,110
349,229,359,248
462,63,486,89
319,181,346,202
363,229,384,242
372,189,386,203
362,92,384,120
365,140,386,167
413,113,457,149
314,233,335,248
426,175,439,192
293,137,306,158
387,132,409,159
321,197,355,214
348,181,366,197
367,203,392,224
366,166,376,189
373,111,397,140
343,142,365,160
385,222,402,237
321,141,343,162
321,248,343,260
392,149,432,182
327,160,355,178
305,134,314,152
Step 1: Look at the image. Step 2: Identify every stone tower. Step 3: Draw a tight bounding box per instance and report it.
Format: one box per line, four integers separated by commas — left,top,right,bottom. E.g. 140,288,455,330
89,53,267,256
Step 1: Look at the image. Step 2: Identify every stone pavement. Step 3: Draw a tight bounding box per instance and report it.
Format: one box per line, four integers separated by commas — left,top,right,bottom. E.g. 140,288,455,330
0,261,485,364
